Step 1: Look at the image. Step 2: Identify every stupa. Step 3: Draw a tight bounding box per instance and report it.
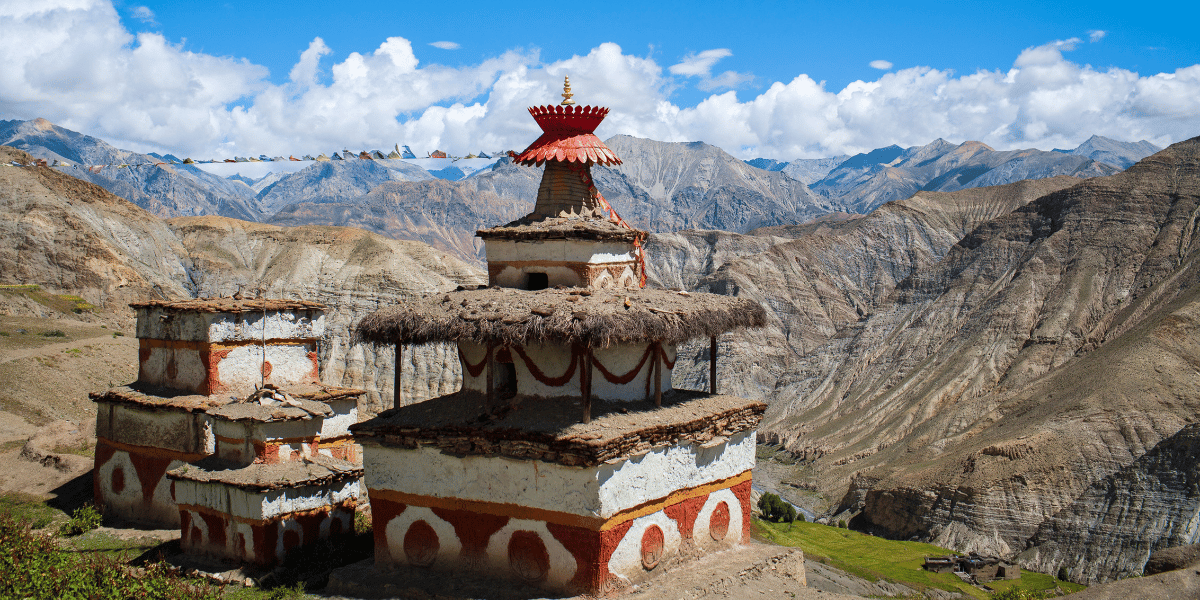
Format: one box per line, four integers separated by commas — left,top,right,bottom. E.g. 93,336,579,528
91,298,366,567
351,78,767,595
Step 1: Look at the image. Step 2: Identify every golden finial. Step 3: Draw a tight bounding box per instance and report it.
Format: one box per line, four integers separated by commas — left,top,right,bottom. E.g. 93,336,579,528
561,76,575,106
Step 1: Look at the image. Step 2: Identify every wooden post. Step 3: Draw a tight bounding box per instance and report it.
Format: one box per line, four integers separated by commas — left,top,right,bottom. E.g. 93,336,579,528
485,342,494,411
709,336,717,395
654,343,662,407
582,346,592,424
394,342,403,408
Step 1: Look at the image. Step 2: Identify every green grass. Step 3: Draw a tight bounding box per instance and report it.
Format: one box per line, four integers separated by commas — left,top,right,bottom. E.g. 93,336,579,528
0,285,95,315
0,492,64,530
988,571,1086,596
755,519,1084,599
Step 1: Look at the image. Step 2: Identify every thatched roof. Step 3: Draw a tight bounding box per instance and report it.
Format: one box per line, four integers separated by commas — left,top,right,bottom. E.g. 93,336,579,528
477,214,643,242
354,287,766,347
129,298,326,313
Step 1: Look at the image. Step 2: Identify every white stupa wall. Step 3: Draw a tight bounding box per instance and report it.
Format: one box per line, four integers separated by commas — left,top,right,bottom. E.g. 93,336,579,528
363,429,753,519
458,340,675,402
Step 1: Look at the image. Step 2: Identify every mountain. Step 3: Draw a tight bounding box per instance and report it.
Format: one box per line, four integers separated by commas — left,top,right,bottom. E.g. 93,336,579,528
744,158,789,171
811,139,1120,213
268,158,537,264
428,165,468,181
1063,135,1162,170
1020,422,1200,583
594,135,838,233
651,175,1084,408
781,156,850,185
255,158,434,217
0,146,194,311
743,138,1200,583
0,118,261,221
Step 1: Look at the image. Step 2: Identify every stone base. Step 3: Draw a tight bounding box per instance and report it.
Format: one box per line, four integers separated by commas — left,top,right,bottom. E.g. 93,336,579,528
179,500,358,568
368,476,751,596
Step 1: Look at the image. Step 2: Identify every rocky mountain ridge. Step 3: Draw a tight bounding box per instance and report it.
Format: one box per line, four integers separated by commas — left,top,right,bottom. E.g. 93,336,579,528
810,138,1125,213
1,118,261,222
733,138,1200,584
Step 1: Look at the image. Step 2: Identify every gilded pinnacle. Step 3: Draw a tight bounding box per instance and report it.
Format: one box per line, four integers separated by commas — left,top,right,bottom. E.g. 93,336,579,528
561,76,575,106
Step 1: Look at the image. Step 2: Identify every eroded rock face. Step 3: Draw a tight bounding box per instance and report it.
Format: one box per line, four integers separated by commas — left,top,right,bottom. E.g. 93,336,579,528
1020,423,1200,583
651,176,1082,407
0,146,194,311
167,217,486,413
790,138,1200,582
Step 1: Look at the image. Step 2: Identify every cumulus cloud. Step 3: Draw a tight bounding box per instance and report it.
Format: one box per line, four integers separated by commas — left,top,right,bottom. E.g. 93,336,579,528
869,60,893,70
1,2,1198,162
429,41,460,50
1089,30,1107,43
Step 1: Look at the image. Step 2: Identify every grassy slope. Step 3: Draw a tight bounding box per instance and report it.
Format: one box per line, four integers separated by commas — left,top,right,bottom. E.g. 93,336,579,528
754,519,1086,598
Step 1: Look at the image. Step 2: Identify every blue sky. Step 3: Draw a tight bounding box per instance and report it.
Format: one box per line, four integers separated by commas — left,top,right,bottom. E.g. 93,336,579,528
124,1,1200,106
3,0,1199,159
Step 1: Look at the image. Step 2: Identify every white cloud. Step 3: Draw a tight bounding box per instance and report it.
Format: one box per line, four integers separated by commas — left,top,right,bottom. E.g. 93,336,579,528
669,49,732,77
131,5,154,24
1,4,1197,163
869,60,893,70
429,41,460,50
1089,30,1107,43
669,48,752,92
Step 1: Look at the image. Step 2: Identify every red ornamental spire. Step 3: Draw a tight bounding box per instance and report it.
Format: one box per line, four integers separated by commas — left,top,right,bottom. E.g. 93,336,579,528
514,77,622,167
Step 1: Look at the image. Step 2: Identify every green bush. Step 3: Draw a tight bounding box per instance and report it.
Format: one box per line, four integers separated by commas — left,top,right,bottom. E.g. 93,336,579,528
1057,566,1069,581
757,492,797,523
41,329,67,338
991,587,1050,600
837,519,847,529
1,512,217,599
59,504,102,536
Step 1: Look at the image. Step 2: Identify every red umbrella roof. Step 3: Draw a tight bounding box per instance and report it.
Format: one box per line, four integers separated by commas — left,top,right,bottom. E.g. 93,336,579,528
514,104,622,167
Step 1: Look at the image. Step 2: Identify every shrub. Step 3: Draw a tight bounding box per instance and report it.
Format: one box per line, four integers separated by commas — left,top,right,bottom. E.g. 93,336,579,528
41,329,66,338
991,588,1050,600
1,512,217,599
837,519,847,529
59,504,102,536
795,512,806,523
1057,566,1069,581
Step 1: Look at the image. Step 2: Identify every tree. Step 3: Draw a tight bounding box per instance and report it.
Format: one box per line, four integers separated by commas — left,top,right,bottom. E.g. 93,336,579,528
756,493,796,523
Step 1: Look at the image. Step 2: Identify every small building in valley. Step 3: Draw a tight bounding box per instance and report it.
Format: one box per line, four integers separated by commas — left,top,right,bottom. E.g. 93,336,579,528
923,553,1021,583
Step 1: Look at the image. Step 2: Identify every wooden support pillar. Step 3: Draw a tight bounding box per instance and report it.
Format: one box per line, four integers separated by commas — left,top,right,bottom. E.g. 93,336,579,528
485,342,495,411
709,336,717,395
582,346,592,424
654,343,662,407
394,342,403,408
